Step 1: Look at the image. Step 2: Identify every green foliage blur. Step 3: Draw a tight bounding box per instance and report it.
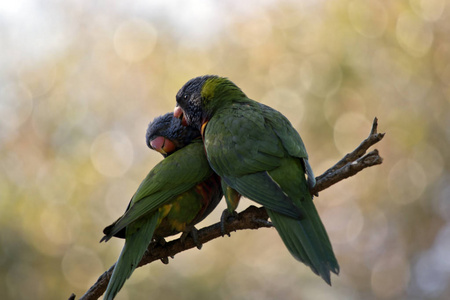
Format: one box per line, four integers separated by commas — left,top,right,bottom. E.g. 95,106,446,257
1,0,449,299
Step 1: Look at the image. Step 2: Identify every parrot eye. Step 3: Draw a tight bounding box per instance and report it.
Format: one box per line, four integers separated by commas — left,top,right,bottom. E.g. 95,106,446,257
183,94,189,100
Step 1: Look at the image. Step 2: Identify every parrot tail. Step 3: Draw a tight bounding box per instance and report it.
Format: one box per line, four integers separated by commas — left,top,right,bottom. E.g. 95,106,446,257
266,206,339,285
103,213,160,300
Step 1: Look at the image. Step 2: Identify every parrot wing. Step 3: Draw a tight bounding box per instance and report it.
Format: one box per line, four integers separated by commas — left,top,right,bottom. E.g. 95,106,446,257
259,103,316,187
204,102,303,219
102,141,212,242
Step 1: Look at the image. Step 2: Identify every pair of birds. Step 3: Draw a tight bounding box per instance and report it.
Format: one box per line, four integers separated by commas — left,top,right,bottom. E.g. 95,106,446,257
101,75,339,300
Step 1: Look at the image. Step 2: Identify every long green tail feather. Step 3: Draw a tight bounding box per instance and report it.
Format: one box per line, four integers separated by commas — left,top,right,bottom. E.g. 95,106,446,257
103,213,160,300
301,198,340,274
266,208,339,285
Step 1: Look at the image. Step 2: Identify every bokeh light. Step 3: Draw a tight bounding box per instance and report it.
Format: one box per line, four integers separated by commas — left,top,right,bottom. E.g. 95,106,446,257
0,83,33,142
90,131,134,177
1,0,449,299
113,19,158,63
396,11,434,57
348,0,388,39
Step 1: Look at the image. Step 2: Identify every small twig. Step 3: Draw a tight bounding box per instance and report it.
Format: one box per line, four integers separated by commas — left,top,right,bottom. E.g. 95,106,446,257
319,117,384,177
310,150,382,195
72,118,385,300
311,117,384,194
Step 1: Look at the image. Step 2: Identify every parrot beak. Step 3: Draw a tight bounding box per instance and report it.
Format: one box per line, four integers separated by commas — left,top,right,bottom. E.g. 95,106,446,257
150,136,176,156
201,120,209,137
174,106,188,126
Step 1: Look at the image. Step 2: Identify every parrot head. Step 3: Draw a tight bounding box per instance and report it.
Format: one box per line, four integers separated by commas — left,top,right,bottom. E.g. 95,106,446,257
173,75,246,131
146,112,200,157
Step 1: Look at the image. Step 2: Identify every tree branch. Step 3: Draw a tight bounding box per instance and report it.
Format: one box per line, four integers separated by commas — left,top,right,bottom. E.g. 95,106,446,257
310,117,384,195
73,117,385,300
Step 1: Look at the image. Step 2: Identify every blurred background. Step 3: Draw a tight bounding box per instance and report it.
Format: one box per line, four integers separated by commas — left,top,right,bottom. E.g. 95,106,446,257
1,0,449,299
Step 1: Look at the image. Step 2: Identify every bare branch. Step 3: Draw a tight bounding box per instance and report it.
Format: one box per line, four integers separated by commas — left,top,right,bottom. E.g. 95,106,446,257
73,118,385,300
311,117,384,194
318,117,384,177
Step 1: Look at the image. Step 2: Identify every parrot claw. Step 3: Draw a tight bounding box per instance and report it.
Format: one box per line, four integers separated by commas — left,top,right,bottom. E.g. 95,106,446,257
253,218,273,227
181,226,202,250
160,257,170,264
220,209,239,237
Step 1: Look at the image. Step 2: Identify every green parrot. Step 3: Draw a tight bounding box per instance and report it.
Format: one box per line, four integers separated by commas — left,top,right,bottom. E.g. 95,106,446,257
101,112,223,300
173,75,339,284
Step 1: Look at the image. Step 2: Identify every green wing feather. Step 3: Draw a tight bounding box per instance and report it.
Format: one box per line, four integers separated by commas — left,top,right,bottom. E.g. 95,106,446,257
102,140,212,241
260,103,316,187
223,172,302,219
205,102,302,218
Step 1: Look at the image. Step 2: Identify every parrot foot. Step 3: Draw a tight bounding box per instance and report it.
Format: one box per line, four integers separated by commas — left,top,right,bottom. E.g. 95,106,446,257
153,237,167,246
149,237,172,264
220,209,239,237
180,226,202,250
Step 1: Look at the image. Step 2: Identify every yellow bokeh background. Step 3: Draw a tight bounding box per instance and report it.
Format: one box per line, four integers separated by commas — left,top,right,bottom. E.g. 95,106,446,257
1,1,449,299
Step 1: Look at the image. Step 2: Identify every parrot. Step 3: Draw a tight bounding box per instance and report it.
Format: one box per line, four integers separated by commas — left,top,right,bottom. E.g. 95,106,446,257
173,75,339,284
101,112,223,300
